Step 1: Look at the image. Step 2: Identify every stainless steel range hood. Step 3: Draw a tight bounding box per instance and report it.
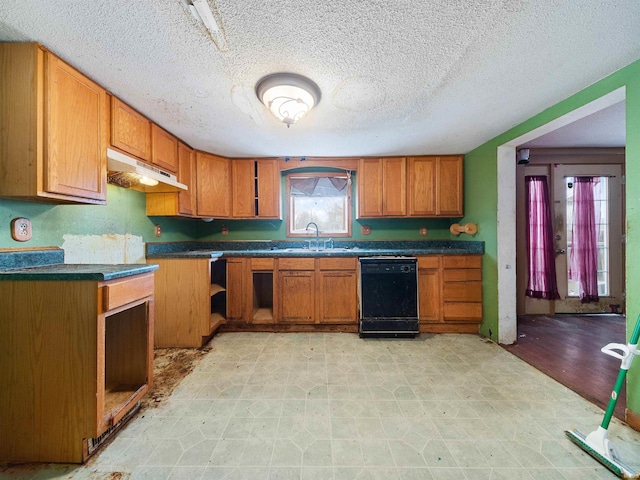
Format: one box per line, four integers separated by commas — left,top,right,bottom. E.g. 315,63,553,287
106,148,187,192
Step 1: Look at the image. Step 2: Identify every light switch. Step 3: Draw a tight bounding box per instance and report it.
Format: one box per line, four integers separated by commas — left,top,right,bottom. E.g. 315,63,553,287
11,217,32,242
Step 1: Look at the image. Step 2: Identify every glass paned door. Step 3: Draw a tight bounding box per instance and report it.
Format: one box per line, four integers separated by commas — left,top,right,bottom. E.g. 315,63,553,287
553,165,624,313
565,176,610,297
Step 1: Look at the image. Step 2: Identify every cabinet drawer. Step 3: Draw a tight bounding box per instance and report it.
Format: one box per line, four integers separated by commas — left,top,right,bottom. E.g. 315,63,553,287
102,273,154,312
251,258,275,270
443,282,482,302
443,269,482,282
442,255,482,269
443,302,483,322
417,256,439,269
317,257,357,271
278,258,315,270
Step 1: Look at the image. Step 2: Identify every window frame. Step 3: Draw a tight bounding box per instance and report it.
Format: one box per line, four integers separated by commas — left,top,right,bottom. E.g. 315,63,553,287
286,171,352,238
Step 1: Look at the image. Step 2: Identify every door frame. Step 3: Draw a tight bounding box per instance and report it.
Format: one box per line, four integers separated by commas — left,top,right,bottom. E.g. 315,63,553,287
496,87,626,344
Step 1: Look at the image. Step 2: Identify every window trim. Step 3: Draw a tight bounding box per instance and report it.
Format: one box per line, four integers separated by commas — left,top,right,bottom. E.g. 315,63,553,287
286,172,352,238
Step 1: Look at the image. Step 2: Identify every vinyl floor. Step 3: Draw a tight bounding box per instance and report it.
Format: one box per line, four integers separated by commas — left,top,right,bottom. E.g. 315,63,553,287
2,332,640,479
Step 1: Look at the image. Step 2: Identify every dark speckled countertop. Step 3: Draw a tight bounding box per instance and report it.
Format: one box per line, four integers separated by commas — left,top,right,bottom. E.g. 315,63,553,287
0,248,158,280
146,240,484,259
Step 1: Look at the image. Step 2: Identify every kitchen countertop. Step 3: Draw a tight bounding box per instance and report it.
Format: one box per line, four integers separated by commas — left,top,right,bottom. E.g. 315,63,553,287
0,248,158,280
0,263,159,281
146,240,484,258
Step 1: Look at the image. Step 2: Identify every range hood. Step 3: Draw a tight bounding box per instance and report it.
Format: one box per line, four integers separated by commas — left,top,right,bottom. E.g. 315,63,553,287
106,148,188,192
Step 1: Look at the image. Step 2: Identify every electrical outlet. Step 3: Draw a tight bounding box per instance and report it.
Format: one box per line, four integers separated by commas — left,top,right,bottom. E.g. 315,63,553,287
11,217,32,242
221,225,229,235
361,225,371,235
419,226,428,236
154,224,162,237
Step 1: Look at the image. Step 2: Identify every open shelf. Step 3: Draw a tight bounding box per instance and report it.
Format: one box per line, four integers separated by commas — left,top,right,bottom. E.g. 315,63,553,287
252,271,274,324
210,283,226,296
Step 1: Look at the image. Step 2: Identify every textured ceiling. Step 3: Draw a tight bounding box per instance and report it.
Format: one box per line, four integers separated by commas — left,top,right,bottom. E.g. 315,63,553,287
521,101,626,148
1,1,639,157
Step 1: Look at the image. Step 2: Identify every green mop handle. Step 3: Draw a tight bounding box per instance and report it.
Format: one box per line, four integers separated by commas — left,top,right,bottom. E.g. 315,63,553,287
601,314,640,429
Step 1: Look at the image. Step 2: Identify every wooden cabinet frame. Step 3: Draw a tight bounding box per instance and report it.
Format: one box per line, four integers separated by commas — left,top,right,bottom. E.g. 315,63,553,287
0,43,108,204
0,273,154,463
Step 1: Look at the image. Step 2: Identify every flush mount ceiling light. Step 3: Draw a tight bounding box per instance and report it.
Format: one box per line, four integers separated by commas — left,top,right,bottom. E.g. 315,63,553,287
255,73,321,128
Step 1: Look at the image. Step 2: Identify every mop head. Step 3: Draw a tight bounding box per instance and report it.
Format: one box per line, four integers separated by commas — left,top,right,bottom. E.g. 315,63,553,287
566,429,640,479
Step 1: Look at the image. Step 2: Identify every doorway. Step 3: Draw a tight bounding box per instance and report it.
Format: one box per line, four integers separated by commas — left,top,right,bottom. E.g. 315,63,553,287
516,159,625,316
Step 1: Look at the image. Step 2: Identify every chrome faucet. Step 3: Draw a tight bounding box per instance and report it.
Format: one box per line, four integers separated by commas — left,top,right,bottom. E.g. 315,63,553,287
305,222,319,250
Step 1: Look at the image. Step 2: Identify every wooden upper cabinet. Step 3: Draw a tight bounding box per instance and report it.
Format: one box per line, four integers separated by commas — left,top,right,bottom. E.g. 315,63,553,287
177,142,196,216
151,123,178,173
358,157,406,217
408,156,437,216
196,151,230,218
437,155,464,216
232,159,281,219
110,97,151,161
256,159,281,218
357,158,384,217
382,157,406,216
0,43,107,204
144,142,196,217
408,155,463,217
232,160,255,218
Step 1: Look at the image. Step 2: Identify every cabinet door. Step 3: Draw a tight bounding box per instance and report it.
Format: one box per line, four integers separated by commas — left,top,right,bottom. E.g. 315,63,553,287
418,268,440,322
318,270,357,324
408,156,437,216
437,156,463,216
278,270,315,323
177,142,196,216
231,159,256,218
110,97,151,161
357,158,384,217
45,52,107,201
382,157,406,216
196,151,230,217
226,258,248,321
256,159,281,218
151,124,178,173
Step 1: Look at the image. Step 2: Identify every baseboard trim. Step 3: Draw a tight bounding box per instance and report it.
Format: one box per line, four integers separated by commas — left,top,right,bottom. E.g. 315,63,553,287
626,408,640,432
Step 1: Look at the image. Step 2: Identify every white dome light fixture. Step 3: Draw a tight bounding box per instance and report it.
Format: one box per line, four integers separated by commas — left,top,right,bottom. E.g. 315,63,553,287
256,73,321,128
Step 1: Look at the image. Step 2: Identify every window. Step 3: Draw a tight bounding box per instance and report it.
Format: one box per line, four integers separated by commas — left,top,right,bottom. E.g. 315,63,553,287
287,172,352,237
566,176,610,297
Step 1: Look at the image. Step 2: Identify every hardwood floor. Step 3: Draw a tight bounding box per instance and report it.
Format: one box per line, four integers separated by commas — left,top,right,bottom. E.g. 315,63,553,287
503,314,627,421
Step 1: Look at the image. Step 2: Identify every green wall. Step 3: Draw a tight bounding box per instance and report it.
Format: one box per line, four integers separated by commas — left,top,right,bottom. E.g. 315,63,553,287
465,57,640,415
0,184,196,249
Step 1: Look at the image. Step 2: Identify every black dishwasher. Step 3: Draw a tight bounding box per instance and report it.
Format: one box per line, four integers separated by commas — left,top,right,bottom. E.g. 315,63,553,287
359,257,419,338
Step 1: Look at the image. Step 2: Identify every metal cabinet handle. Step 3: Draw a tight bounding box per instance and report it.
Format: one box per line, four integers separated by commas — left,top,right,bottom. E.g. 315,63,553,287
555,248,566,254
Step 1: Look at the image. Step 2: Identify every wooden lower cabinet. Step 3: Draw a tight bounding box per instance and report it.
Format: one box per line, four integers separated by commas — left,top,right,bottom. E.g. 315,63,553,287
317,258,358,324
278,258,316,323
151,258,226,347
417,256,441,324
221,254,481,332
0,273,154,463
250,257,276,324
226,257,248,322
418,254,482,332
442,255,483,324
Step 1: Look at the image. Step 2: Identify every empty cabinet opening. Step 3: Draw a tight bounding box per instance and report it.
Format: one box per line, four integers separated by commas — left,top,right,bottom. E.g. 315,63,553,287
104,302,149,416
210,259,227,330
253,272,273,323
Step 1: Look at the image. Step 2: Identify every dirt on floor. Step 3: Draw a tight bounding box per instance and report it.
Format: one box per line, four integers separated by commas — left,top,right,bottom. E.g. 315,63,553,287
140,345,212,410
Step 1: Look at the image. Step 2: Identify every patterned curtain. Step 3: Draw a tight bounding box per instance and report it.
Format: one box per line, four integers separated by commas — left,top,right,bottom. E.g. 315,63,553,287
525,176,560,299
